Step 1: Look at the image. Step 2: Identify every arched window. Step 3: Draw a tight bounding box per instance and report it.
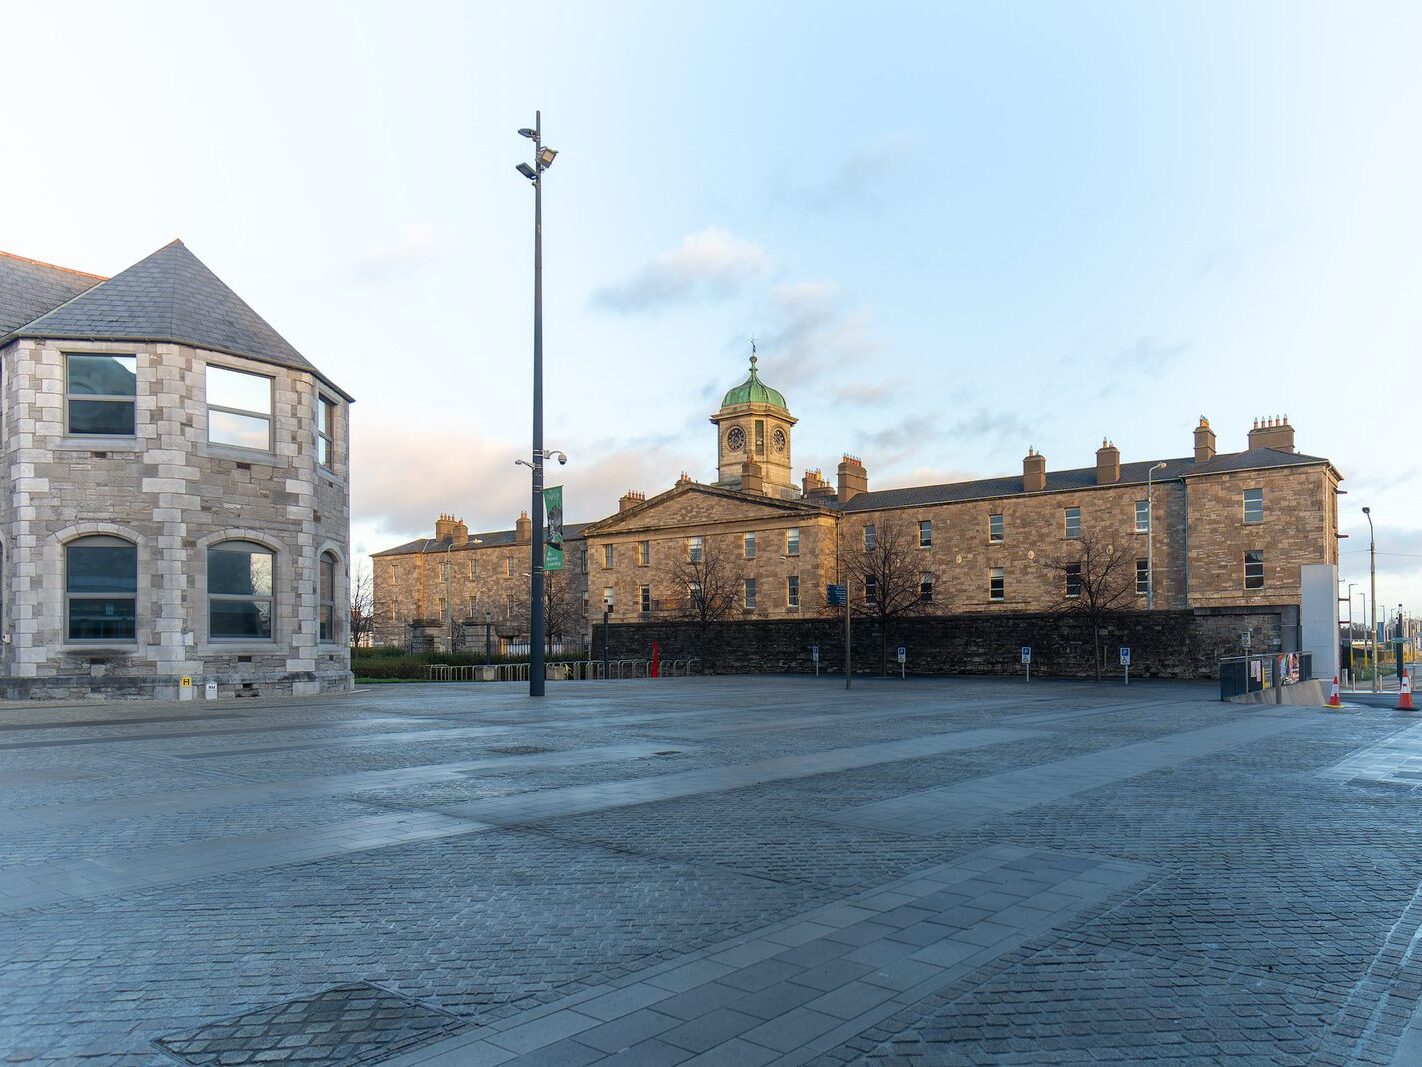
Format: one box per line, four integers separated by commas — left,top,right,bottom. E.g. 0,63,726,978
319,552,337,642
208,541,274,639
66,535,137,641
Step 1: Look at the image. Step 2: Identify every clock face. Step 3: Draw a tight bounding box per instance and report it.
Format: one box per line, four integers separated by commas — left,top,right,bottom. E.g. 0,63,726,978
726,427,746,452
772,428,787,454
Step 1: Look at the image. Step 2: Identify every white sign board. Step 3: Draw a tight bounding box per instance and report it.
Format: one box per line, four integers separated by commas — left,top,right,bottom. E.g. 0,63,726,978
1021,646,1031,664
1119,647,1131,666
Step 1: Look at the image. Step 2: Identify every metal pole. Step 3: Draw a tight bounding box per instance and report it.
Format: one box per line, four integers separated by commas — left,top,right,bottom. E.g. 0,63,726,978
1347,583,1356,687
602,607,610,681
1366,508,1377,692
1147,467,1156,610
844,594,852,690
530,111,546,698
445,543,454,652
485,611,492,665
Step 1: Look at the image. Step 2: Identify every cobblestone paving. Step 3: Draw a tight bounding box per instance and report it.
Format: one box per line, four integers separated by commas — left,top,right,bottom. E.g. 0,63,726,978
2,678,1422,1064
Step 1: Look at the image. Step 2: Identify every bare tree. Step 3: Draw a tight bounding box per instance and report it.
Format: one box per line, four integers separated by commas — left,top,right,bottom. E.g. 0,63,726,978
1041,530,1138,681
350,563,376,648
842,514,939,674
660,535,742,625
508,568,582,648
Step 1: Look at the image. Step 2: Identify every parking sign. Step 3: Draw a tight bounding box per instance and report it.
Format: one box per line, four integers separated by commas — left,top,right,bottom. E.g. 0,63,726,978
1120,647,1131,666
1021,646,1031,664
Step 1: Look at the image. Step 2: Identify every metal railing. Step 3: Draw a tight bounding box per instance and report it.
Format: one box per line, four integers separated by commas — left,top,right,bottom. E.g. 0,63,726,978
424,658,699,682
1219,651,1313,700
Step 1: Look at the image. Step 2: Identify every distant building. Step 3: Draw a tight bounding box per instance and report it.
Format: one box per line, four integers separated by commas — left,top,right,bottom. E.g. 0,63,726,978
374,354,1341,653
0,241,353,698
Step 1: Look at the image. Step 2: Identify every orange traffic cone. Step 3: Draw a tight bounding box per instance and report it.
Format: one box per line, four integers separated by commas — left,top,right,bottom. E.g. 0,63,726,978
1326,676,1343,708
1398,669,1414,711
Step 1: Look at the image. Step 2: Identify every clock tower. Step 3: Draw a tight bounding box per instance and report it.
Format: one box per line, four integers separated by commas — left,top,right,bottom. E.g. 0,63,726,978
710,349,798,499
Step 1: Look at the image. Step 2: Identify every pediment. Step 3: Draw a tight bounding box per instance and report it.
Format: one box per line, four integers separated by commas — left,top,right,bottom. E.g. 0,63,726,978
582,484,825,537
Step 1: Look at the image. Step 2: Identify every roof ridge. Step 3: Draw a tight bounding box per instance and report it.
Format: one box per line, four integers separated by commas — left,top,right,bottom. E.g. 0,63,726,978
0,250,107,282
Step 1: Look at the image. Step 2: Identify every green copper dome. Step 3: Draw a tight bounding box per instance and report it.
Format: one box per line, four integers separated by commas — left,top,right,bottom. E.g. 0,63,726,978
721,354,787,409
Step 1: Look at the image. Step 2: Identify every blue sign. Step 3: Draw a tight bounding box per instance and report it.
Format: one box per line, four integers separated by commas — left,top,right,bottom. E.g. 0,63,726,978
826,584,848,606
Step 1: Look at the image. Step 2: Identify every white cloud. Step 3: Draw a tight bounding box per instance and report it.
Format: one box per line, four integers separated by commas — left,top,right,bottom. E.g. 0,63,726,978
350,222,445,282
592,227,769,312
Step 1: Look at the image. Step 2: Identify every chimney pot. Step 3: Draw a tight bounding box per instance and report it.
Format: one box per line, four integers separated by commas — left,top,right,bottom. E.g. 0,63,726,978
1194,415,1217,463
836,454,868,503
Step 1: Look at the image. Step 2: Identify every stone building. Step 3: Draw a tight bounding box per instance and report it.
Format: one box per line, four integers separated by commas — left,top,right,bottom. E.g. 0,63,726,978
375,355,1341,653
0,241,353,698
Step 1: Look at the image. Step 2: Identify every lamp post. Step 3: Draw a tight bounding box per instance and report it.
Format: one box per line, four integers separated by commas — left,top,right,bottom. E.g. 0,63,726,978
1363,507,1377,692
1146,461,1167,610
515,114,558,697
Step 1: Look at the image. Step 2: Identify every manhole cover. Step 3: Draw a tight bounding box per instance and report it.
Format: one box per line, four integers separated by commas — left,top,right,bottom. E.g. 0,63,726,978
153,982,464,1065
487,744,552,755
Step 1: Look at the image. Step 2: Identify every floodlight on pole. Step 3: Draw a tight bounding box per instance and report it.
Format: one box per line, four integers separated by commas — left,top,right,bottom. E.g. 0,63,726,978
515,162,537,181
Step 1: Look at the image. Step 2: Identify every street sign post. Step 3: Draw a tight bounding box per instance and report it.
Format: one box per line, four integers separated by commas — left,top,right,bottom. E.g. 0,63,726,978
826,584,850,689
1021,645,1031,682
1120,646,1131,685
897,645,906,679
812,644,820,677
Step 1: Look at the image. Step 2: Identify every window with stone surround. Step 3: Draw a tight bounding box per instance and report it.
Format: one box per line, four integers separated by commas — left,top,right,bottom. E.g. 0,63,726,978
744,532,757,559
786,528,800,556
787,574,800,609
744,578,757,610
1243,488,1264,525
1244,550,1265,589
1064,507,1081,539
603,544,614,569
919,520,932,548
506,558,515,577
863,524,876,551
66,354,136,436
638,540,650,566
1065,562,1082,598
1135,500,1150,532
206,364,273,452
319,552,337,642
920,572,934,603
685,536,704,562
317,395,336,471
65,535,137,642
1136,558,1149,596
467,559,475,579
208,541,274,640
639,585,651,614
864,574,878,605
989,567,1005,601
603,586,614,611
989,514,1004,543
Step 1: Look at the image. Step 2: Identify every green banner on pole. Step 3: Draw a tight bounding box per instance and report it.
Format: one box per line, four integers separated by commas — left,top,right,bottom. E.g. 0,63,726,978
543,485,565,571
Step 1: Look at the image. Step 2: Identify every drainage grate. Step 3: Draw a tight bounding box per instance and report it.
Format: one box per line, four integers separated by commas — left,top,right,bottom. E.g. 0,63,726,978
486,744,553,755
153,982,465,1065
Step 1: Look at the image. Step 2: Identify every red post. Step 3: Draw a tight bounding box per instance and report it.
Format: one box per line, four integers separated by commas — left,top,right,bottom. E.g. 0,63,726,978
651,640,660,679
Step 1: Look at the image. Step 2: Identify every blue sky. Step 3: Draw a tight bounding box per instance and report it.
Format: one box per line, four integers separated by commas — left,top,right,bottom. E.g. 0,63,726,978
3,1,1419,613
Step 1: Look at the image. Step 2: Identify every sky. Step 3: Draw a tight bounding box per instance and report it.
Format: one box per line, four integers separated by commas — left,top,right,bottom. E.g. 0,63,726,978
2,1,1420,618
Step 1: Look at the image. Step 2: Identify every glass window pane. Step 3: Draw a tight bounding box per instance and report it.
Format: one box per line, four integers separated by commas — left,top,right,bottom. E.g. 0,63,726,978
320,556,335,602
320,397,334,435
69,398,135,436
209,410,271,450
68,597,136,641
209,545,274,596
318,433,330,466
210,598,273,639
207,365,272,413
66,544,137,594
67,355,136,397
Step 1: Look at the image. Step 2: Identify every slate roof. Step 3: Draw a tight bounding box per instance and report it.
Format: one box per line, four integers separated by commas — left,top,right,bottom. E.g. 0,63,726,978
0,252,105,335
2,240,352,401
831,448,1333,513
373,522,591,557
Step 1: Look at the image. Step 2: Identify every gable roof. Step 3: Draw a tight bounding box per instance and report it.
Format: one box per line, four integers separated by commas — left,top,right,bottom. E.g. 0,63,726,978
833,448,1334,513
580,482,828,537
0,251,105,335
373,522,592,558
3,240,352,401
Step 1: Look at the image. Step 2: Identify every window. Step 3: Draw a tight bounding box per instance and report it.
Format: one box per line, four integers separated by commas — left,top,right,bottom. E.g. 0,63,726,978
744,578,757,610
865,574,878,605
506,558,515,578
919,520,932,548
603,544,614,569
754,420,765,455
688,582,703,609
920,572,934,603
639,585,651,614
1135,500,1150,533
786,575,800,609
467,559,475,579
206,365,273,451
1065,562,1082,599
1244,550,1264,589
687,536,704,562
319,552,337,642
603,587,614,611
65,535,137,641
638,540,650,566
1243,488,1263,525
578,547,588,573
989,514,1004,543
66,354,136,436
744,532,757,559
317,396,336,471
989,568,1005,601
1064,507,1081,539
864,524,876,551
786,528,800,556
506,593,515,619
468,595,477,616
208,541,274,639
1136,558,1149,596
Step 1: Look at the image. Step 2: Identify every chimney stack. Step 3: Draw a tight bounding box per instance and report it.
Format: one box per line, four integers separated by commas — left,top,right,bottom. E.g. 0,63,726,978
452,518,469,546
836,455,868,503
802,468,836,501
740,459,764,495
675,471,693,487
515,510,531,543
1023,448,1046,492
618,490,645,513
1247,415,1295,453
1193,416,1216,463
435,513,458,541
1095,438,1121,484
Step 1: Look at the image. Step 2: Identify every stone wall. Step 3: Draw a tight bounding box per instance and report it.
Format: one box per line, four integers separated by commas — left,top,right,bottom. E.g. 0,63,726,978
600,606,1293,680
